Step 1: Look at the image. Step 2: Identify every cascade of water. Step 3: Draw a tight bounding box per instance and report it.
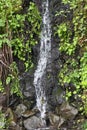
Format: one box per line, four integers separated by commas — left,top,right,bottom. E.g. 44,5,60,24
34,0,51,126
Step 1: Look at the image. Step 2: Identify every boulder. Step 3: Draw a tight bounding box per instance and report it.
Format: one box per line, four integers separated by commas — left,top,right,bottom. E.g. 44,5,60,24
48,112,65,128
0,93,7,107
15,104,27,117
48,86,65,110
24,116,41,130
58,102,78,120
22,108,39,118
20,72,35,102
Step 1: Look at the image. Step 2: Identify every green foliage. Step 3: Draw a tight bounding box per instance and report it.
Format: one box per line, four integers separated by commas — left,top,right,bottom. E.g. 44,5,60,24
0,111,7,129
6,62,22,97
55,0,87,114
0,110,11,129
0,0,41,96
0,81,4,92
11,1,41,70
55,23,77,55
62,0,84,9
0,0,41,69
82,121,87,130
0,0,21,47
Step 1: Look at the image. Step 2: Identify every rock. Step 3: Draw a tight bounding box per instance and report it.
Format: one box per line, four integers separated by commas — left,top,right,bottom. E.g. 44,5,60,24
59,102,78,120
8,125,22,130
48,112,65,128
22,108,39,118
23,82,35,98
16,125,22,130
24,116,41,130
32,43,40,64
15,104,27,117
52,86,65,105
48,112,60,125
20,72,35,100
23,100,34,110
0,93,7,107
48,86,65,110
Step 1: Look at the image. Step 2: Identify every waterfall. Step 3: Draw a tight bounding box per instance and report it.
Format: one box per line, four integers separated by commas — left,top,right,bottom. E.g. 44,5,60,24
34,0,51,126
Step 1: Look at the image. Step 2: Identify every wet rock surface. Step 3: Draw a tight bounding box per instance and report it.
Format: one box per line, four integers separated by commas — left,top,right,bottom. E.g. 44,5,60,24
20,72,35,99
48,86,65,108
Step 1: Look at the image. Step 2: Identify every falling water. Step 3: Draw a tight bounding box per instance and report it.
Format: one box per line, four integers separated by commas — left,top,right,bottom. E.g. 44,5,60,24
34,0,51,126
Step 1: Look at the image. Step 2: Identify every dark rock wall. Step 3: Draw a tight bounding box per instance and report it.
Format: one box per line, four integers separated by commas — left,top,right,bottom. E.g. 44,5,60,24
20,0,72,110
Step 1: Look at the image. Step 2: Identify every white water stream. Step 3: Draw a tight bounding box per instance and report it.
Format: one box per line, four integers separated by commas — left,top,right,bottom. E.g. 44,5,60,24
34,0,51,126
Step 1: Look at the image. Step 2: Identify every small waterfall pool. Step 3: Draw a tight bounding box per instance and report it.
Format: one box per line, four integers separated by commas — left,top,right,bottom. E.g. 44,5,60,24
34,0,51,127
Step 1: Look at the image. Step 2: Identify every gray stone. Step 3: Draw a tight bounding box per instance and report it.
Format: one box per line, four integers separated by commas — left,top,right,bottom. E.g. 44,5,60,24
48,112,65,128
22,107,39,118
24,116,41,130
48,86,65,109
59,102,78,120
15,104,27,117
20,72,35,99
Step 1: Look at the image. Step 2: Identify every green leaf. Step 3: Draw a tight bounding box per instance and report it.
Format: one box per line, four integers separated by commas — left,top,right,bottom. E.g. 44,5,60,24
6,77,11,85
0,19,5,27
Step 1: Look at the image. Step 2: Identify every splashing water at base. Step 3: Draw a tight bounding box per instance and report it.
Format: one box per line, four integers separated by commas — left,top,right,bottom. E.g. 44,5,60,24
34,0,51,127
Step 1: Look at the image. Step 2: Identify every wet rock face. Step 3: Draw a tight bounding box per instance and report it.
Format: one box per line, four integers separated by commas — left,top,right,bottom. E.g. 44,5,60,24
32,43,40,65
20,0,69,111
20,72,35,99
19,0,74,116
48,86,65,108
